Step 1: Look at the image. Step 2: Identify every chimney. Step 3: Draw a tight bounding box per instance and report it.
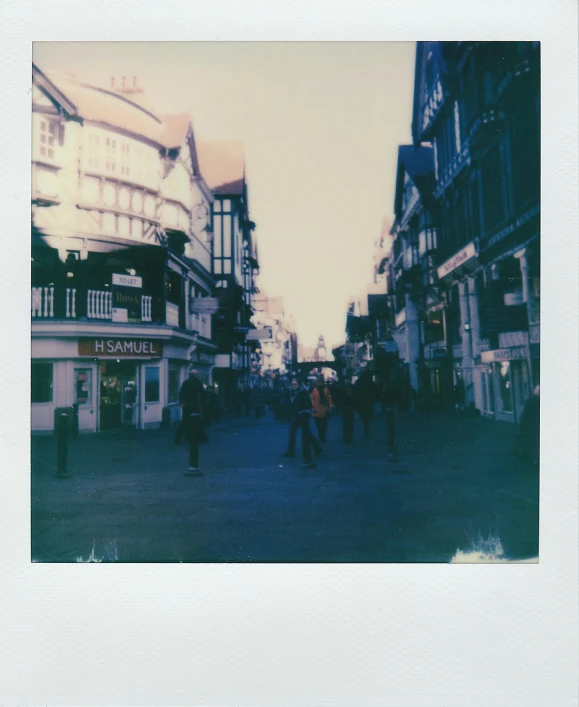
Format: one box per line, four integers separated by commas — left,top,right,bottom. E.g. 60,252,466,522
133,76,138,89
122,76,127,90
111,77,116,89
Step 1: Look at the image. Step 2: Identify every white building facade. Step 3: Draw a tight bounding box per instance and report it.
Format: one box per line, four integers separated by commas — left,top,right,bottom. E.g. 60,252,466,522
31,67,217,433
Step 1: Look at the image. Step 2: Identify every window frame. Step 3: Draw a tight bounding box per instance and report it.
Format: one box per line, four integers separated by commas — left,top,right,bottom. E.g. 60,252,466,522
144,366,160,403
31,362,53,403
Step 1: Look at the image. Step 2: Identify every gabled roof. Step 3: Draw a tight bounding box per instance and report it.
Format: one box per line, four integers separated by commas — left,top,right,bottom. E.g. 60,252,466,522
160,112,191,150
34,64,165,146
411,41,458,144
393,145,435,218
32,64,78,116
196,141,245,196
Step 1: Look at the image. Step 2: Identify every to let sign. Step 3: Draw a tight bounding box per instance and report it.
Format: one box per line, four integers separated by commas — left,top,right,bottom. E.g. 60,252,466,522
112,273,143,323
79,338,163,358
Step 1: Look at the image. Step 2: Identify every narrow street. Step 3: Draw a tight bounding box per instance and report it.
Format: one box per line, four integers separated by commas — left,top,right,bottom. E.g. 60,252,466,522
31,412,539,563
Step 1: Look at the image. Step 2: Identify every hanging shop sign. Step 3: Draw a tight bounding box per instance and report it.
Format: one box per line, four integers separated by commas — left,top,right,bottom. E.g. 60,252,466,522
78,338,163,358
112,273,143,323
190,297,220,315
246,327,273,341
437,242,477,280
480,347,527,363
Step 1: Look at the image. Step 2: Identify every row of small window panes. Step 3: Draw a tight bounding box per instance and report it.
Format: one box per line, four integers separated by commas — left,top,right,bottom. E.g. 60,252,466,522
93,212,150,238
39,120,57,159
214,259,232,275
86,134,149,177
214,279,227,288
212,199,232,214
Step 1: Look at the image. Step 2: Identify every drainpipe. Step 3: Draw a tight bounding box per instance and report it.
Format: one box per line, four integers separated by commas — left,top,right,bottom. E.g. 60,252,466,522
467,276,482,411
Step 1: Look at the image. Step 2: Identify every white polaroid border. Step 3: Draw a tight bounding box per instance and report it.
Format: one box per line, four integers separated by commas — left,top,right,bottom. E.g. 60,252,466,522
1,1,577,706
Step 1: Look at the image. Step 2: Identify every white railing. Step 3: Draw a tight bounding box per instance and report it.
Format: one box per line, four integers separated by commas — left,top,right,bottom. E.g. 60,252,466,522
87,290,112,319
31,286,54,318
65,288,76,318
166,302,179,327
141,295,153,322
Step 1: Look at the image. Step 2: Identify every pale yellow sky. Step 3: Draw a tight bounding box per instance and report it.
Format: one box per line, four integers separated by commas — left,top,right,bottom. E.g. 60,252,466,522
33,41,416,350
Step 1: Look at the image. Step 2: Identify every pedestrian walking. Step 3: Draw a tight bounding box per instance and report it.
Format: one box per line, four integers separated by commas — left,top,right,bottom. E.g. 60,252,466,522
174,367,205,475
311,375,333,443
353,368,378,439
282,378,322,467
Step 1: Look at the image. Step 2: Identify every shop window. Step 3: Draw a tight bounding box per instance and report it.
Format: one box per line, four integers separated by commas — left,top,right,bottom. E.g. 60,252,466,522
168,367,180,404
31,362,53,403
144,367,160,403
425,311,444,344
498,362,513,412
75,369,92,406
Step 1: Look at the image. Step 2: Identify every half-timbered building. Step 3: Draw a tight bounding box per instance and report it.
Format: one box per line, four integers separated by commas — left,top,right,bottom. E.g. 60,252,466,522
196,141,260,408
31,66,217,432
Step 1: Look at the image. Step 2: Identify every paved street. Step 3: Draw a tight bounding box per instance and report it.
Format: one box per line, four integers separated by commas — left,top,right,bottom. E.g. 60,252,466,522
31,411,539,563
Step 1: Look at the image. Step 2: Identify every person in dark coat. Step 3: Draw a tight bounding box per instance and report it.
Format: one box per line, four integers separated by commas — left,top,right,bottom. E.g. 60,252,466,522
353,368,377,439
175,368,206,475
282,378,322,468
175,368,204,444
519,385,540,464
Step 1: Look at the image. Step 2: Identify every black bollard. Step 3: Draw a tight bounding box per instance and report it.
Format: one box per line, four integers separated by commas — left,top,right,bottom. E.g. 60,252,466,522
55,413,71,478
386,406,397,460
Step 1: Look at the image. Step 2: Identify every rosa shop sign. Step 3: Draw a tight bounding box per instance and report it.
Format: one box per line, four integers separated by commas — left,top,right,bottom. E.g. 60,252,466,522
78,338,163,358
480,347,527,363
437,242,478,279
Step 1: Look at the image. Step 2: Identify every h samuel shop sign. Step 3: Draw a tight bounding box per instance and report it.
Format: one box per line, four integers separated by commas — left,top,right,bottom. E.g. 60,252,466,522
78,338,163,358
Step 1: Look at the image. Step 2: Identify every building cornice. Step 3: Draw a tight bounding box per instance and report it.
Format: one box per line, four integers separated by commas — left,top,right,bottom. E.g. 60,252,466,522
31,320,199,344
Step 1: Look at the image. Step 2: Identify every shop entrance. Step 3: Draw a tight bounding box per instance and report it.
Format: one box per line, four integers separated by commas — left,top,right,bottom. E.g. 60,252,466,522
99,361,139,430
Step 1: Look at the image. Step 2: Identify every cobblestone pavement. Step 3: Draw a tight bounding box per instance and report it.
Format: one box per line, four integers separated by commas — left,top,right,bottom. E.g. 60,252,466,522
31,410,539,563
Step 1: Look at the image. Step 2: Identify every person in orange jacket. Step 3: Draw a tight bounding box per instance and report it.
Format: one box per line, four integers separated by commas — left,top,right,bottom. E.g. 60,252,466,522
311,375,333,444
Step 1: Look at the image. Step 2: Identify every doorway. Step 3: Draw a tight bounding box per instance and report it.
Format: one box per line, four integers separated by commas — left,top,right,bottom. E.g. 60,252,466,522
99,361,139,430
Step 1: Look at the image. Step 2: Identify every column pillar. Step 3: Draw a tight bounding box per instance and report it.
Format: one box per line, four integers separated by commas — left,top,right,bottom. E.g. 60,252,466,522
514,248,534,321
405,294,420,392
458,280,474,405
468,276,483,411
514,247,535,391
